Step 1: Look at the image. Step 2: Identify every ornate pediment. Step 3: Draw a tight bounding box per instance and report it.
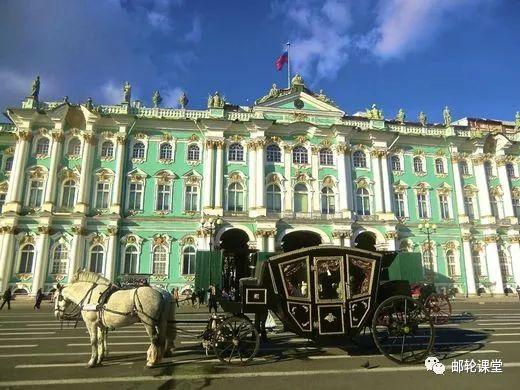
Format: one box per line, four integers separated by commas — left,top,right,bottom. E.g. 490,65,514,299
127,168,148,182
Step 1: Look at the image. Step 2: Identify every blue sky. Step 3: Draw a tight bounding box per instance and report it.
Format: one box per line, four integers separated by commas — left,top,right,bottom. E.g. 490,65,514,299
1,0,519,123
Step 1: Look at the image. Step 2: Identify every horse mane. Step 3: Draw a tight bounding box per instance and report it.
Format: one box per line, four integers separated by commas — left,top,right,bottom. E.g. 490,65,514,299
71,271,111,286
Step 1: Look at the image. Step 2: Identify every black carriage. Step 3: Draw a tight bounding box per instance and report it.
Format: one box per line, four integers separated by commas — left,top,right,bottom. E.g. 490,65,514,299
199,246,435,365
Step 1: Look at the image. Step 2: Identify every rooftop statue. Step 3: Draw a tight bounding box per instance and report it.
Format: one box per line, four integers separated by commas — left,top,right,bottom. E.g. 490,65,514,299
443,106,452,127
178,92,189,109
515,111,520,130
29,75,40,100
366,104,383,120
123,81,132,103
152,90,163,108
419,111,427,126
396,108,405,123
256,83,280,104
85,97,93,111
291,73,304,86
208,91,225,108
316,89,334,105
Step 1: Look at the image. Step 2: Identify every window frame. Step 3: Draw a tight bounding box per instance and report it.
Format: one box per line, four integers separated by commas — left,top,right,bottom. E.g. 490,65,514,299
89,244,105,274
60,179,77,209
51,243,69,274
228,143,244,162
18,243,35,274
152,244,168,275
227,182,245,212
293,183,309,213
181,246,196,275
100,140,115,159
318,148,334,166
356,187,371,216
352,150,367,168
266,183,282,212
266,144,282,163
292,146,309,165
186,143,201,162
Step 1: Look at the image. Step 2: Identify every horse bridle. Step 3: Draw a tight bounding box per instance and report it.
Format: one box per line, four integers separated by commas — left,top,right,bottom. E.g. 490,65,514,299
56,284,98,328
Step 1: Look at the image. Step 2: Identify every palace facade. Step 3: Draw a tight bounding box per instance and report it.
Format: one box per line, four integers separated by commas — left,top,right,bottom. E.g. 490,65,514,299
0,75,519,296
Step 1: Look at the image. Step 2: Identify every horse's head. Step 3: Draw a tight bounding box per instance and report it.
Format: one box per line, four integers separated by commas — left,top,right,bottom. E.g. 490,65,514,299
54,286,75,320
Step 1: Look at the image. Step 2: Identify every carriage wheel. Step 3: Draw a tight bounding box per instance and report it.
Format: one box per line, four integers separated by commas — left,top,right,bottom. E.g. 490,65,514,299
425,293,452,325
372,295,435,365
213,316,259,365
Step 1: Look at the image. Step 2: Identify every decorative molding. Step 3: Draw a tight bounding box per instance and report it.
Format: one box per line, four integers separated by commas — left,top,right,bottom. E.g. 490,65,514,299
188,134,199,142
152,233,170,247
107,226,118,236
508,235,520,244
461,233,473,242
37,225,51,235
180,236,196,246
483,234,499,244
442,241,457,251
385,231,399,240
90,233,106,245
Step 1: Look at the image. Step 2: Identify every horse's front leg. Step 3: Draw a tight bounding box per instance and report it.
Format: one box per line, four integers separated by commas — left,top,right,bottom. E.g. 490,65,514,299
96,327,106,364
103,329,109,359
84,318,99,368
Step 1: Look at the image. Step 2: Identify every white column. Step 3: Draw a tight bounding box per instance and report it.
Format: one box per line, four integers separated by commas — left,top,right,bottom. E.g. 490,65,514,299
43,131,64,212
111,134,126,214
196,229,206,251
344,150,354,215
452,157,467,219
381,152,393,213
256,232,265,252
342,232,352,247
485,236,504,294
385,232,398,251
5,130,31,212
32,226,51,294
508,238,520,288
473,157,492,220
75,133,94,214
462,235,477,295
267,231,275,252
371,151,384,214
256,141,265,215
202,140,214,209
68,226,84,282
248,142,257,213
497,160,514,219
311,147,320,214
284,146,292,212
0,226,15,292
332,232,341,246
336,146,348,216
105,227,118,281
214,142,224,212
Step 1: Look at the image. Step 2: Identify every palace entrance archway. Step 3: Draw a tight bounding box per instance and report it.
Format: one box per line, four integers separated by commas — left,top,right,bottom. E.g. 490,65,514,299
219,228,252,295
281,231,322,252
354,231,377,251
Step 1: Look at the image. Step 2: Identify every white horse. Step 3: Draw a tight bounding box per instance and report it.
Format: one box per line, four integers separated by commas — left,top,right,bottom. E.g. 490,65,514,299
54,271,176,367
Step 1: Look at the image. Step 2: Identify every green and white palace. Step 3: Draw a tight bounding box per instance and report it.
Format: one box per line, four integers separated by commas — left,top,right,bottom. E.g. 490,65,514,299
1,74,520,297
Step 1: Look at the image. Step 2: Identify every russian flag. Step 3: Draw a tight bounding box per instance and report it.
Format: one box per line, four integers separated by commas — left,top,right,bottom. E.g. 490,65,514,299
275,51,288,71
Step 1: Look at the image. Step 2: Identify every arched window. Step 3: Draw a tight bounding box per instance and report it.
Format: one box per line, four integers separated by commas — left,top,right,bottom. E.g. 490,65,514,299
484,161,493,178
101,141,114,158
5,156,14,172
95,180,111,209
498,246,513,278
28,179,44,208
472,248,485,277
152,245,168,275
35,138,50,155
132,142,145,159
356,188,370,215
228,143,244,162
490,195,502,219
506,163,516,179
417,193,429,219
159,143,172,160
182,246,196,275
128,182,144,210
459,160,469,176
0,190,6,213
266,183,281,212
394,192,405,218
51,244,68,274
422,249,434,280
184,185,199,211
294,183,308,213
156,183,171,211
187,144,200,161
319,148,333,166
464,195,475,219
321,187,335,214
89,245,104,274
435,158,445,174
68,138,81,156
352,150,367,168
513,196,520,218
292,146,308,164
266,144,281,163
446,249,457,277
18,244,35,273
439,194,450,219
391,155,401,171
227,182,244,211
123,245,138,274
413,157,424,173
61,180,76,208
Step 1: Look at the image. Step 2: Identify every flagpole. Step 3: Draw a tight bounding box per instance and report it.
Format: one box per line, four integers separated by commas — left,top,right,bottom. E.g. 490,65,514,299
286,42,291,88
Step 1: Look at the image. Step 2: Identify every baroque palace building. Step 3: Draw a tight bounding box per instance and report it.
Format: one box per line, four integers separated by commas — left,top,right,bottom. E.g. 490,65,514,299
0,74,519,296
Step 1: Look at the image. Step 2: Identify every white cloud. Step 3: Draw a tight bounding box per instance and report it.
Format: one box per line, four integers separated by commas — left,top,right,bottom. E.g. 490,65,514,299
101,81,122,104
147,11,172,31
162,87,184,108
184,16,202,42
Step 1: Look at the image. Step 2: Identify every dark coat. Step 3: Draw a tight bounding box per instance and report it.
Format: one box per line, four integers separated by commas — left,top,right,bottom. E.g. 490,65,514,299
2,289,12,300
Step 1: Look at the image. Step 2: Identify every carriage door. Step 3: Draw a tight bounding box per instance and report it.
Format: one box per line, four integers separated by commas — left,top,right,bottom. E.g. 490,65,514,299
345,255,376,331
313,256,346,336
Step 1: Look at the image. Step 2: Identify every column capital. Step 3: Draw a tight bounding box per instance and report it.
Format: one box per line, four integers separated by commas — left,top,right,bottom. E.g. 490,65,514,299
37,225,52,235
82,132,96,145
508,235,520,244
370,148,387,158
483,234,499,244
15,129,32,142
461,233,473,242
51,131,64,142
116,134,126,145
1,225,15,234
384,231,399,240
335,143,350,154
71,225,86,236
107,226,119,236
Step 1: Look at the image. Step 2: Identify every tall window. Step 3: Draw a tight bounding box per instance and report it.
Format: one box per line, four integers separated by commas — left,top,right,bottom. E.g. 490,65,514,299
182,246,196,275
266,183,281,212
266,144,281,163
19,244,35,273
435,158,445,174
156,184,171,211
132,142,145,159
513,197,520,218
352,150,367,168
5,156,13,172
128,182,143,210
490,195,502,219
472,249,484,277
228,143,244,161
28,179,44,208
294,183,308,213
101,141,114,158
61,180,76,208
498,246,512,278
68,138,81,156
417,193,428,218
89,245,104,274
446,250,457,277
159,143,172,160
95,182,110,209
356,188,370,216
292,146,308,164
123,245,138,274
422,249,434,279
394,192,405,218
321,187,335,214
187,144,200,161
51,244,68,274
152,245,168,275
413,157,424,173
0,191,6,213
506,163,515,180
391,155,401,171
464,196,475,219
227,182,244,211
35,138,50,155
484,161,493,178
439,194,450,219
459,160,469,176
184,185,199,211
319,148,334,166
